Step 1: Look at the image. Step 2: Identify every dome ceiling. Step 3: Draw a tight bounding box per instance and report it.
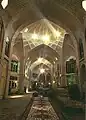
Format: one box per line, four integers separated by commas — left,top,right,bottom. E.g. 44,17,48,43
21,19,66,50
0,0,85,33
26,44,59,64
30,58,52,70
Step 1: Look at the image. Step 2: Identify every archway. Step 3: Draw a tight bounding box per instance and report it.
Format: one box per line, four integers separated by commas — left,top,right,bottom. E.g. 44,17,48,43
66,57,77,86
0,0,83,97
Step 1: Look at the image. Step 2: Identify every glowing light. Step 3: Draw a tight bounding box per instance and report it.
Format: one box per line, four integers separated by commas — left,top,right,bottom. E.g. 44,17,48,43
56,31,61,37
42,34,50,41
48,82,51,85
9,95,24,99
26,88,29,93
60,74,62,77
32,33,38,39
6,37,9,43
40,68,45,73
82,0,86,11
36,82,37,85
41,82,44,85
1,0,8,9
55,57,58,60
37,57,43,63
24,28,28,32
15,81,17,84
40,95,43,98
53,81,55,84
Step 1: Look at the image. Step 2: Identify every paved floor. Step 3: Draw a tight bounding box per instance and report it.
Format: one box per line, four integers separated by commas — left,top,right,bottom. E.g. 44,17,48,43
50,88,85,120
26,97,59,120
0,94,32,120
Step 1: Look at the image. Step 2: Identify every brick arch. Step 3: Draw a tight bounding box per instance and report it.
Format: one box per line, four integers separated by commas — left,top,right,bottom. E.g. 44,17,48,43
26,44,60,64
62,34,77,62
4,0,82,44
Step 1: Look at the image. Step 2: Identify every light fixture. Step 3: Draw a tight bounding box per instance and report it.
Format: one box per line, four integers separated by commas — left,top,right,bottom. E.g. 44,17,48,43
48,82,51,85
60,74,62,77
56,31,61,38
37,57,43,63
15,81,17,84
9,95,24,99
6,37,9,43
24,28,28,32
42,34,50,41
41,82,44,85
82,0,86,11
53,80,55,84
32,33,38,39
36,82,37,85
40,68,45,73
1,0,8,9
55,57,58,60
26,88,29,93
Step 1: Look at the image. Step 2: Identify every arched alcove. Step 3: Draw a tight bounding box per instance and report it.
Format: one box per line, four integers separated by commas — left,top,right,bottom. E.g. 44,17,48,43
66,57,77,85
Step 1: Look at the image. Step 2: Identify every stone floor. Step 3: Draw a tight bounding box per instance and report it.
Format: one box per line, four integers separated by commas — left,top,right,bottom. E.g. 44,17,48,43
50,88,85,120
0,94,32,120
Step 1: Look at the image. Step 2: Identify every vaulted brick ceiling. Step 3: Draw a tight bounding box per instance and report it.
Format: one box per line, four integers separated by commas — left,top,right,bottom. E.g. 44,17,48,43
0,0,85,32
27,44,59,64
0,0,85,66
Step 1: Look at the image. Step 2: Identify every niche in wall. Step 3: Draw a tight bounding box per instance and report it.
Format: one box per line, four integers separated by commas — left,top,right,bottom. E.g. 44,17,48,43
66,58,77,85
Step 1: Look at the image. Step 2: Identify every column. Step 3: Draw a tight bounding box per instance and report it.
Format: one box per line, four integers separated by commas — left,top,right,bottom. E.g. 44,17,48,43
18,58,24,93
61,62,67,86
4,41,14,98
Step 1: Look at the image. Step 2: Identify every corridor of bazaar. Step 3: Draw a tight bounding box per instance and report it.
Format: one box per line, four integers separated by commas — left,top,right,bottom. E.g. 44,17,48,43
0,0,86,120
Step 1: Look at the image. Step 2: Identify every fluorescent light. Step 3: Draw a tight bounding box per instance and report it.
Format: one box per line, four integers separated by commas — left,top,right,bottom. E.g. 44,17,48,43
82,0,86,11
9,95,24,99
1,0,8,9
